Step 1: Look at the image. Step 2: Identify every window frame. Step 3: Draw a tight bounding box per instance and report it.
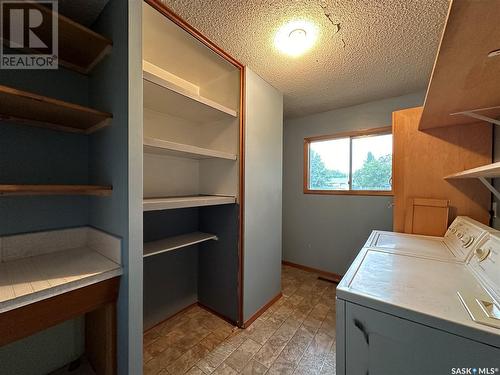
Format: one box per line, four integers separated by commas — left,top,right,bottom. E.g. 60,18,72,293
303,126,394,196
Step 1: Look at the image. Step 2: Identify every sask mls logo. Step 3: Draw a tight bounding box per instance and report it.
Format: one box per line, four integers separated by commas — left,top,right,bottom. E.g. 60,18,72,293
452,368,500,375
0,0,58,69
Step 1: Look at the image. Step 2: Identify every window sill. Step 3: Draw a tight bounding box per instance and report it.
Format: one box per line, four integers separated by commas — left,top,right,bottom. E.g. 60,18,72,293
304,189,394,197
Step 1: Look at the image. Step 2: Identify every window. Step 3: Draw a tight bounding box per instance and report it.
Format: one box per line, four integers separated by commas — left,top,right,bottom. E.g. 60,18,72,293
304,127,393,196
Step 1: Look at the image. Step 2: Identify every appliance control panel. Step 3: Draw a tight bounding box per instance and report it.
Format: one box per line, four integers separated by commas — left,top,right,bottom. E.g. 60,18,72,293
468,232,500,302
444,217,496,259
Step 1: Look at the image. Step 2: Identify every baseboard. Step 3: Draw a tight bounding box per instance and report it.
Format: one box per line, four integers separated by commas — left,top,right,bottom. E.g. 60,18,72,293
197,302,239,327
242,292,283,328
282,260,343,283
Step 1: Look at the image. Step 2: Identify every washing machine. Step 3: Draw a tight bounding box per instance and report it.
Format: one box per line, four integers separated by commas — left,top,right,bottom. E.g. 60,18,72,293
364,216,497,262
336,232,500,375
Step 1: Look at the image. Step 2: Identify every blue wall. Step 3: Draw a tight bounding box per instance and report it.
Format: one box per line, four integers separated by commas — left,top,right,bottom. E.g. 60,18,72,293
282,92,425,275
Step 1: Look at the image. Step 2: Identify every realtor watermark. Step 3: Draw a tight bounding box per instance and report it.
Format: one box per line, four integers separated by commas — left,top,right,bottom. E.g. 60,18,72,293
0,0,58,69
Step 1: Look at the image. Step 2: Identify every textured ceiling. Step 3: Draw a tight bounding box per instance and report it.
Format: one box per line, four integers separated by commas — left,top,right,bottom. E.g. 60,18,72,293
160,0,450,118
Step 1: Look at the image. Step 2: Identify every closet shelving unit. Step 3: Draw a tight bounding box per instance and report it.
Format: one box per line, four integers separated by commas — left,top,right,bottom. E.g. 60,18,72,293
419,0,500,130
1,1,122,372
0,6,113,198
142,0,243,328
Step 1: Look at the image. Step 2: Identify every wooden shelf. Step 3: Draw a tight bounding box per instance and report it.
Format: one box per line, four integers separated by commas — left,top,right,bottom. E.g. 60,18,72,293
0,185,112,196
144,137,237,160
419,0,500,129
0,85,112,134
143,232,218,258
143,195,236,211
143,60,238,122
445,162,500,179
1,2,112,74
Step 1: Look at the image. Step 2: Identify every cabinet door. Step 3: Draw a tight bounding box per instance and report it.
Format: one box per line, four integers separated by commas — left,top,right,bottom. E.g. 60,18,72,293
345,303,500,375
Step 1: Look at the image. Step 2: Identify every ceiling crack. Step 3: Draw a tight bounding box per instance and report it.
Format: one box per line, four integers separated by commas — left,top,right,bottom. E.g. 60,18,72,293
318,1,341,34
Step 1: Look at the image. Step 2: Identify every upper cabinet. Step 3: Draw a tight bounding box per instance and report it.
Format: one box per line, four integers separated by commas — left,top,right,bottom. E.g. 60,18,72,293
419,0,500,130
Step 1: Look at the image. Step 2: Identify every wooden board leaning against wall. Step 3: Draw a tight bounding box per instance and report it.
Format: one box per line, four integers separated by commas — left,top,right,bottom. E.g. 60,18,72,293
392,107,492,235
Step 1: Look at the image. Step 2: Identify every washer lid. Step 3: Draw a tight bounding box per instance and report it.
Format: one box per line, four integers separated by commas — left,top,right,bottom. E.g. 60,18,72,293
338,248,500,346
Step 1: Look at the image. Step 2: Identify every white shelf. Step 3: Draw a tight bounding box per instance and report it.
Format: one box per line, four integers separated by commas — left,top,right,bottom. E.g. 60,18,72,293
144,137,237,160
445,162,500,179
143,60,237,122
143,195,236,211
445,162,500,201
143,232,218,258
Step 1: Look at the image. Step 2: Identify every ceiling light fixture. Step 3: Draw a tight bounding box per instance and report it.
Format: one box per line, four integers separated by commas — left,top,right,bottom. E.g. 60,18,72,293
274,20,318,57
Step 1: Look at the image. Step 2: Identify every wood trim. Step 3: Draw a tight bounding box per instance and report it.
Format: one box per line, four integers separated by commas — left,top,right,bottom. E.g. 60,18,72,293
0,184,112,196
303,140,309,193
238,66,246,327
304,126,392,143
197,302,238,327
144,0,246,327
144,0,244,69
242,292,282,329
0,277,119,347
304,126,393,196
282,261,343,283
85,303,117,375
303,190,394,197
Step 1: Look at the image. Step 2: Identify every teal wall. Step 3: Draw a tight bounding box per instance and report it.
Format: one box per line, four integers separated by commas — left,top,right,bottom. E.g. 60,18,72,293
0,37,91,375
282,92,425,275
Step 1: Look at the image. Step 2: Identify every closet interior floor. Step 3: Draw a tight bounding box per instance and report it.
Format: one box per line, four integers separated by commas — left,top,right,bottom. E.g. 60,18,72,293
144,265,337,375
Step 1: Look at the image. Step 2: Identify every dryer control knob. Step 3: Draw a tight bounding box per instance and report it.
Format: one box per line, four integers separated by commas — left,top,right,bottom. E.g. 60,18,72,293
462,236,475,248
475,247,491,262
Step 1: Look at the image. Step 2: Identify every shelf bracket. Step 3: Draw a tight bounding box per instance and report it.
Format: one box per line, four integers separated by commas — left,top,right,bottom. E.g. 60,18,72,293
451,109,500,126
478,177,500,201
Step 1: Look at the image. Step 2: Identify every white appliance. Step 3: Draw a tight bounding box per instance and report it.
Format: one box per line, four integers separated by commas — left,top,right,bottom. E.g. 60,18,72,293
364,216,497,262
336,226,500,374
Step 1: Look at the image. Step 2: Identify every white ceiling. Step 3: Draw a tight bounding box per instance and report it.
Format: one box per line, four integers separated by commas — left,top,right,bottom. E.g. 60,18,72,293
160,0,450,118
